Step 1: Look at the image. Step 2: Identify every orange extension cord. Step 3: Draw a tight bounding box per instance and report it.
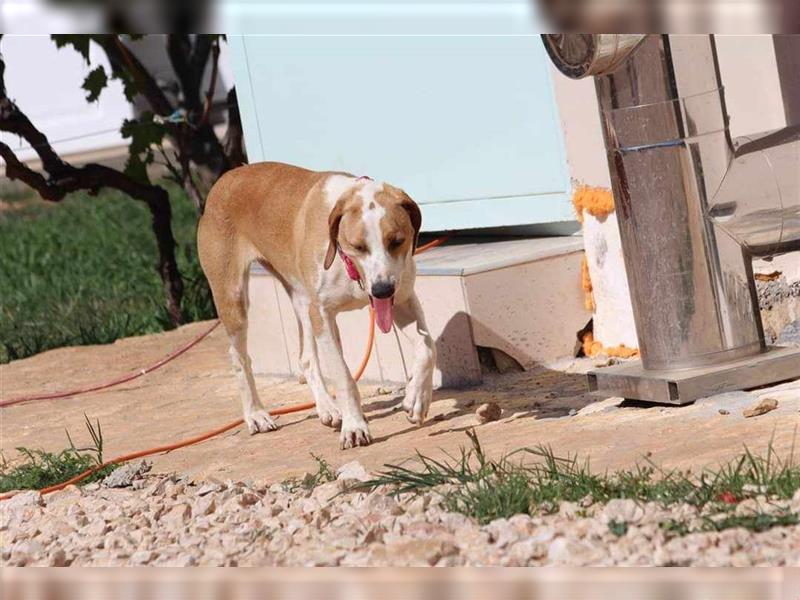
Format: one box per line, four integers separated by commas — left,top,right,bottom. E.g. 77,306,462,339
0,236,450,500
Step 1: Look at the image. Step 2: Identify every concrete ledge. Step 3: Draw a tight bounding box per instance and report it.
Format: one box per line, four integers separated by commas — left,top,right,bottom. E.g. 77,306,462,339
247,236,590,387
415,236,584,276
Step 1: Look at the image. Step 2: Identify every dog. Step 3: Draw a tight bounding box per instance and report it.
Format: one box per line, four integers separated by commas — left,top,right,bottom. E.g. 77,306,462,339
198,162,436,449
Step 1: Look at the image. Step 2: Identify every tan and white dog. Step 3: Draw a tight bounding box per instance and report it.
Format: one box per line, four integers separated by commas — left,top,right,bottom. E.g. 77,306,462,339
198,162,436,449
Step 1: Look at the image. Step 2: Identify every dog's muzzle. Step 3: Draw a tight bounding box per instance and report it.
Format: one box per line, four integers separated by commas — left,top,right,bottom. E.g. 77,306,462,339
370,280,395,299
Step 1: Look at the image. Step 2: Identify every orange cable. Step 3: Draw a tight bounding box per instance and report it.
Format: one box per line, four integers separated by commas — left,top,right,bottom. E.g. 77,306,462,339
1,322,221,407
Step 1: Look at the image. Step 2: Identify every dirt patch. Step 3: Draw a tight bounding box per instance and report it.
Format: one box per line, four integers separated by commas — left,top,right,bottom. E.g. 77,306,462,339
1,321,799,484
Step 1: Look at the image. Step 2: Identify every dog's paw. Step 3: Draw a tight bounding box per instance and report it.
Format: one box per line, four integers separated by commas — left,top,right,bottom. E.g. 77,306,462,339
245,409,279,434
402,380,432,425
317,401,342,429
339,417,372,449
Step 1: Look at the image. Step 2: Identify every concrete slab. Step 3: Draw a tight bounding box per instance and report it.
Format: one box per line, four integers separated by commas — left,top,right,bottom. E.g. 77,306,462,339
246,236,591,386
2,321,798,486
414,236,585,276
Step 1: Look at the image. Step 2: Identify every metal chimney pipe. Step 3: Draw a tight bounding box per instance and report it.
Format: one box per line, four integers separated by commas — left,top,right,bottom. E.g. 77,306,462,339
712,125,800,256
543,34,800,403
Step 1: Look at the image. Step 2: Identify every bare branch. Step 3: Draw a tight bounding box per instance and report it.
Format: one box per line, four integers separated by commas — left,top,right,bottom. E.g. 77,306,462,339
190,35,214,81
223,87,247,167
0,96,69,176
166,35,200,112
0,142,55,198
94,35,175,117
198,38,220,128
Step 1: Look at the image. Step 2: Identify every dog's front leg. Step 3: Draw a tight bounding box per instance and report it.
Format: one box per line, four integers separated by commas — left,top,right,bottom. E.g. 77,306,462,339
394,292,436,424
293,297,342,428
314,306,372,448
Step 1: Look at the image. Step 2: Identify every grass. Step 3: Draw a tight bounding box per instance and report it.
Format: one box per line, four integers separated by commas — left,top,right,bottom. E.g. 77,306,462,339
363,430,800,535
0,184,215,364
282,454,337,493
0,415,113,493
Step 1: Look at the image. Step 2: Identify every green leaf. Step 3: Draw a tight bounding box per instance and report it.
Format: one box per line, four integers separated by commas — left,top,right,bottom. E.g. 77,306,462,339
51,35,91,63
121,114,166,155
118,74,139,102
120,113,166,185
82,65,108,103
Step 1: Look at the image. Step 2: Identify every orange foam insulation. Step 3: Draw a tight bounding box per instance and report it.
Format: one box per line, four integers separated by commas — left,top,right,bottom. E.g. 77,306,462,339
573,186,639,359
581,331,639,359
572,185,615,224
580,255,595,312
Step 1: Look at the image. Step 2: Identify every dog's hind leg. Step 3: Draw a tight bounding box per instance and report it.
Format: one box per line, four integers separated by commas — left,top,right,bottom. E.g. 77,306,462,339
226,275,279,434
198,232,277,434
290,294,342,428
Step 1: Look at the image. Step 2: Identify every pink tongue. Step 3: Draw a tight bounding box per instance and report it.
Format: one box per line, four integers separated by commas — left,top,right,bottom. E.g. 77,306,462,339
371,296,394,333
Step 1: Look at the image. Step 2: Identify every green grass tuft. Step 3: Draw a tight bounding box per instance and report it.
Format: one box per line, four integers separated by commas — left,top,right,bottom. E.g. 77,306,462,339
282,453,337,493
0,415,113,493
0,184,215,364
363,430,800,535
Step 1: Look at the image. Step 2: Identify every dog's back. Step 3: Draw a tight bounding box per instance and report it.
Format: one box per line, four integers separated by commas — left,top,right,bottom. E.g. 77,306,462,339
200,162,344,281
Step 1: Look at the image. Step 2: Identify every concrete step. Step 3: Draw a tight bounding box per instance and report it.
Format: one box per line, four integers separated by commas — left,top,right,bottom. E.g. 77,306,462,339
246,235,589,387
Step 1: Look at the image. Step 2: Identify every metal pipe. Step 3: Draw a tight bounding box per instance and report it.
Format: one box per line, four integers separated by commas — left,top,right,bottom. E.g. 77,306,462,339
542,34,647,79
711,126,800,256
544,35,800,262
543,33,800,399
592,35,765,370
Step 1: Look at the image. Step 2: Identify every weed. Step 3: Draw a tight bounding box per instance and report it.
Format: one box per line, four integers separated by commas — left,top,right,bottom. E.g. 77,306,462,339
363,430,800,534
697,511,799,533
0,416,112,493
282,453,337,493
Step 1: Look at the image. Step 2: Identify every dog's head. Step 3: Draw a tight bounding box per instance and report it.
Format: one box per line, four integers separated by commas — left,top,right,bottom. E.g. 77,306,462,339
324,178,421,332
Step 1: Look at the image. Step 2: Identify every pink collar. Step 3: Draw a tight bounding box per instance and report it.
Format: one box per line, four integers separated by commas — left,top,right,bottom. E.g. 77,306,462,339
337,175,371,286
338,245,363,287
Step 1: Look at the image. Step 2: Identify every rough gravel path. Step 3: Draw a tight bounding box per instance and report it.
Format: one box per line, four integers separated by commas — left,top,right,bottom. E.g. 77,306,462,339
3,461,799,567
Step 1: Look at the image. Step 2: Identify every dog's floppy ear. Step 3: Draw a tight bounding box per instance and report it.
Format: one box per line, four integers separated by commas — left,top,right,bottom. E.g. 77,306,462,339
324,198,345,270
399,195,422,253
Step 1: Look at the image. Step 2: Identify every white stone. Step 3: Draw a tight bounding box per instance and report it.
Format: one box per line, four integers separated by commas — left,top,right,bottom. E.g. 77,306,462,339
336,461,371,482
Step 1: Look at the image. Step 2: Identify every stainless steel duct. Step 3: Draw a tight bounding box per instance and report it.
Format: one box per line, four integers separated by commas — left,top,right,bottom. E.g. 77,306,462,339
543,34,800,403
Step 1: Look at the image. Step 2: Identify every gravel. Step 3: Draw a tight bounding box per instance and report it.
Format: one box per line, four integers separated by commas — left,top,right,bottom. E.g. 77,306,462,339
778,319,800,346
2,463,799,567
103,460,152,488
757,279,800,312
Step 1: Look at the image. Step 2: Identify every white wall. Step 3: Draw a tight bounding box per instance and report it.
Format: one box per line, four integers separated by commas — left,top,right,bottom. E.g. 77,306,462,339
0,36,131,164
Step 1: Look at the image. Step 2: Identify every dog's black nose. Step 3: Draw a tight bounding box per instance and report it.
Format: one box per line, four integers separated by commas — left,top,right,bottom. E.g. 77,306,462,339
371,280,395,299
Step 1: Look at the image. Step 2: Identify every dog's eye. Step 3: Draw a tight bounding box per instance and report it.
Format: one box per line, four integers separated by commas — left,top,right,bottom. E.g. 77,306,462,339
388,238,404,250
352,243,367,253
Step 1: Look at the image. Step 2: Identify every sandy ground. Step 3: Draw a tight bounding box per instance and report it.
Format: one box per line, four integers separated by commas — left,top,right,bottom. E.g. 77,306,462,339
1,320,799,484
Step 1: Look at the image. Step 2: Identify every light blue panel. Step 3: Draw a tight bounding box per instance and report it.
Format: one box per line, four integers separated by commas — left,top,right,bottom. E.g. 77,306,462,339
221,1,544,36
228,34,572,232
226,35,264,165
